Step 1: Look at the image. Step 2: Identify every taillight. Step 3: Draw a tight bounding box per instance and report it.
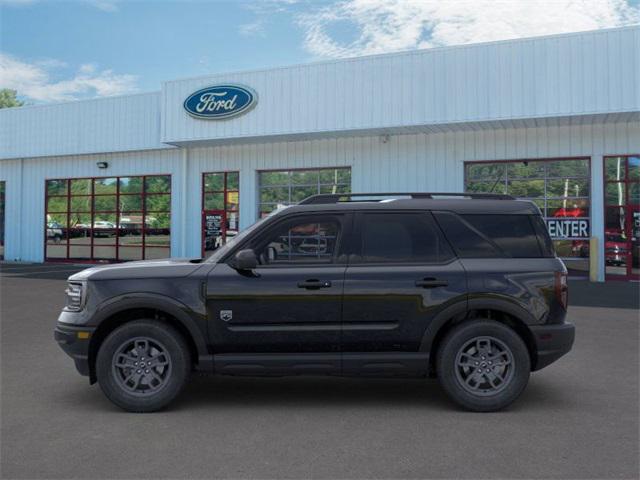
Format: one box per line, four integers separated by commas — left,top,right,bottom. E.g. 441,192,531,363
555,272,568,310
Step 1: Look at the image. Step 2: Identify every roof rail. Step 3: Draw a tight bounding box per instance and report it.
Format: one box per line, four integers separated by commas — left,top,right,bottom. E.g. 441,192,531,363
298,192,515,205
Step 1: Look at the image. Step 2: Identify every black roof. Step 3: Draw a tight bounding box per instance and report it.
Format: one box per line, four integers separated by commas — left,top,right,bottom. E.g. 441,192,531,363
283,193,540,215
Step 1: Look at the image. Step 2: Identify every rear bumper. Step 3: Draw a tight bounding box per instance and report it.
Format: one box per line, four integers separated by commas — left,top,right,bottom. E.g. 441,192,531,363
530,322,575,371
54,323,95,377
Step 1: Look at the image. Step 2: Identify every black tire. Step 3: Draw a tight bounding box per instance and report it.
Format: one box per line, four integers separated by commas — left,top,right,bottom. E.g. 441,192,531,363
436,320,530,412
96,320,191,413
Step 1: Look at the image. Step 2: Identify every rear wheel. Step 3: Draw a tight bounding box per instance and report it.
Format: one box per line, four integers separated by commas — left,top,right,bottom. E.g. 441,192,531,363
436,320,530,412
96,320,191,412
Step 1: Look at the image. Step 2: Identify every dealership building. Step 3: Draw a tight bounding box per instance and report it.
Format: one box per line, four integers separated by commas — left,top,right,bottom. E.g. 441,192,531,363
0,26,638,281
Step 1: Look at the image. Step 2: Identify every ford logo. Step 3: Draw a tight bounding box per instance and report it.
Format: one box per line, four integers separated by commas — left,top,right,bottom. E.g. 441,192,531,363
183,84,257,120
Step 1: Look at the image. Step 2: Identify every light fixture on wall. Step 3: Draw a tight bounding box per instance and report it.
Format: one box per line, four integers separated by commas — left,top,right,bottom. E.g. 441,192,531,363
96,162,109,169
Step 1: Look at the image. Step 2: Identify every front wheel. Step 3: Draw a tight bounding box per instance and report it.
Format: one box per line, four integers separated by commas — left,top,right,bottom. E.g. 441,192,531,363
436,320,530,412
96,320,191,412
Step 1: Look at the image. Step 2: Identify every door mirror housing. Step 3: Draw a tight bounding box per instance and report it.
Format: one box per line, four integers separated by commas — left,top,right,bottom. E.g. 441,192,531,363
233,249,258,271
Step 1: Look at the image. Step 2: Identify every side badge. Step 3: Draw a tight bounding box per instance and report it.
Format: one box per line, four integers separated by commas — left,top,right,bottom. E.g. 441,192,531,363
220,310,233,322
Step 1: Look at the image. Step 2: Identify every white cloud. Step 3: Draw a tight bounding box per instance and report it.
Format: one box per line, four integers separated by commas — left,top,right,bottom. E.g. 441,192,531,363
239,19,266,37
86,0,119,12
0,53,138,102
298,0,640,58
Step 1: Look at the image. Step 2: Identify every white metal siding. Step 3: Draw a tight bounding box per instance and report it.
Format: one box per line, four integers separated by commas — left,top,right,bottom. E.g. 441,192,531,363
162,27,639,145
0,149,183,262
2,120,638,281
0,92,169,160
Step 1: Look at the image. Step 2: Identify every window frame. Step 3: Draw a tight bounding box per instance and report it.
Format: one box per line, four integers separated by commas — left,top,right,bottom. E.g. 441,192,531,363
257,167,352,218
349,210,457,266
602,154,640,280
201,171,240,257
0,181,5,260
44,174,171,263
463,157,591,267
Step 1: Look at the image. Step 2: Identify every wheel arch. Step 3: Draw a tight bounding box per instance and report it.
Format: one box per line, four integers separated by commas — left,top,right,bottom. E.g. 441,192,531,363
421,297,538,375
87,295,210,383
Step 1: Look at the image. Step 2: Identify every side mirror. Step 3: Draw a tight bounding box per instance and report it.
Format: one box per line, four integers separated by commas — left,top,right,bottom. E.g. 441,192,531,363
233,249,258,271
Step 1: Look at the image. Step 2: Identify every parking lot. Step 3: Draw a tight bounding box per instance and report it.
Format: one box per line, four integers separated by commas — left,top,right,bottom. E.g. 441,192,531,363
1,263,638,479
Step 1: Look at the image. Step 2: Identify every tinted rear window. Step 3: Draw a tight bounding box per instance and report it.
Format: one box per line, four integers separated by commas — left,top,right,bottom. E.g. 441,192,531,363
434,212,548,258
462,215,542,258
434,212,501,258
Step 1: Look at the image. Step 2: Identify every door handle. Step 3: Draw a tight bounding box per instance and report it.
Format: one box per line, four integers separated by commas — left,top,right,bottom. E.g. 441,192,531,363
415,278,448,288
298,279,332,289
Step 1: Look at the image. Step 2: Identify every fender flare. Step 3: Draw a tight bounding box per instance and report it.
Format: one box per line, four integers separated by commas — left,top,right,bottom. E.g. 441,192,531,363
419,298,467,352
90,293,209,358
419,295,536,353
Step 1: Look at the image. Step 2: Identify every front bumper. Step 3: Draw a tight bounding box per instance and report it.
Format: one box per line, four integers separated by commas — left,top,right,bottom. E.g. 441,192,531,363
530,322,575,371
54,323,95,377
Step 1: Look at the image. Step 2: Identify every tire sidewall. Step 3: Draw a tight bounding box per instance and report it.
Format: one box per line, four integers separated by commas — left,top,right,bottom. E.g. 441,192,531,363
437,320,531,412
96,320,190,412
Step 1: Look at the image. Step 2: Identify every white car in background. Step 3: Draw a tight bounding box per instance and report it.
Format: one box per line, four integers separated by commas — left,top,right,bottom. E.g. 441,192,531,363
93,221,116,237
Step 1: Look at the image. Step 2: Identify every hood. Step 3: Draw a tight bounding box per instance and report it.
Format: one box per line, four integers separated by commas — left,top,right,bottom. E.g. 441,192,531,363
68,258,207,281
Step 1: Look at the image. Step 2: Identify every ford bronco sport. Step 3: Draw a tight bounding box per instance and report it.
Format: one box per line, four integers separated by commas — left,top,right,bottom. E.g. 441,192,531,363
55,193,575,412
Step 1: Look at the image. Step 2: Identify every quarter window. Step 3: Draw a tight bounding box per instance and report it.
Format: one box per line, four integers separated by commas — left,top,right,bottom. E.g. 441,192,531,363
462,215,543,258
258,168,351,217
359,213,454,264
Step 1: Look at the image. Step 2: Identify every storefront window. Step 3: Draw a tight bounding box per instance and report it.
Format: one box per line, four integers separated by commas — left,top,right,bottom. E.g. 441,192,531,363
258,167,351,217
45,175,171,262
465,158,591,276
0,181,4,260
603,156,639,279
202,172,239,257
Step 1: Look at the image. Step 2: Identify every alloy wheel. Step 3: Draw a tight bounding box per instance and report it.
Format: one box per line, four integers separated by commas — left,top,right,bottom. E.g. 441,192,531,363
454,336,515,396
112,337,172,396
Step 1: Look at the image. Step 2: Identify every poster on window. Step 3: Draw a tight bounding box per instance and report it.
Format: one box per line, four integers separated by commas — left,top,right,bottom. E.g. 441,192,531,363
204,213,223,252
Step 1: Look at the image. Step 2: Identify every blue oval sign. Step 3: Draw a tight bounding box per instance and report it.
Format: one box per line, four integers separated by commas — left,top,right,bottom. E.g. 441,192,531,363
183,84,257,120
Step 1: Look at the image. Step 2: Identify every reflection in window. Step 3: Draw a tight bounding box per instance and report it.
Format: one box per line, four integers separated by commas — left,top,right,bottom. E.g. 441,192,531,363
465,158,591,275
257,220,340,264
258,168,351,217
45,175,171,262
202,172,240,257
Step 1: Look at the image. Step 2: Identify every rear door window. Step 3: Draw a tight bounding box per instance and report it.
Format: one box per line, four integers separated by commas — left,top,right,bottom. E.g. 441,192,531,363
357,212,454,264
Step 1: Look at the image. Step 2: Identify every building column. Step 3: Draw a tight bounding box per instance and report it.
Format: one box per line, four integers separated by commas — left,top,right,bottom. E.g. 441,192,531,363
239,168,257,230
591,155,605,282
180,148,188,257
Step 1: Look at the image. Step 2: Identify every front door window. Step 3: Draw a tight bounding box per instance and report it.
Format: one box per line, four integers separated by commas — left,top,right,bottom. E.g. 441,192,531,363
604,156,639,280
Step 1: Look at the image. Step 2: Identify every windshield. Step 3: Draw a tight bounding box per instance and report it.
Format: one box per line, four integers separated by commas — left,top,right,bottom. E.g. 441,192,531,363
204,206,291,263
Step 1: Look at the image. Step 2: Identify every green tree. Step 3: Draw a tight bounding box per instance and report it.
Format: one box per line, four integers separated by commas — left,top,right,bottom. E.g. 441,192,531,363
0,89,24,109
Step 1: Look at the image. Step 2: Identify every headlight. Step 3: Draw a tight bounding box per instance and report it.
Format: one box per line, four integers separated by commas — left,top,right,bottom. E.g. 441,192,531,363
65,282,85,311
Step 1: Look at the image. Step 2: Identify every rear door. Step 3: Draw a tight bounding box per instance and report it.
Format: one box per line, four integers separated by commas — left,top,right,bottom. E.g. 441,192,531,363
341,211,467,374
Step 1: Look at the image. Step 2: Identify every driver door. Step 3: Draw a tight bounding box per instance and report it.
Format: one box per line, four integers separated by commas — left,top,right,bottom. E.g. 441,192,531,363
206,213,351,358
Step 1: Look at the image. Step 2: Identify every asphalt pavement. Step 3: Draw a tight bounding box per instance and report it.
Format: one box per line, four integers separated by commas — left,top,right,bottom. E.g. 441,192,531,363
1,263,638,479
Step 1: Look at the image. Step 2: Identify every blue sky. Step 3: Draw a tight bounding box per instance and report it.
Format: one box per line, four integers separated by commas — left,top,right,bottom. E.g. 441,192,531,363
1,0,639,103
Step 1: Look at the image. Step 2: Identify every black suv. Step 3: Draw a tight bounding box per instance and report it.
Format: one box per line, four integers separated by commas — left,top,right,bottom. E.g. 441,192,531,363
55,193,575,412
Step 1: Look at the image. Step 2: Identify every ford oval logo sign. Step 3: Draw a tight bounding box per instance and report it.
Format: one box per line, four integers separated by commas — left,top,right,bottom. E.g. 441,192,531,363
184,84,257,120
